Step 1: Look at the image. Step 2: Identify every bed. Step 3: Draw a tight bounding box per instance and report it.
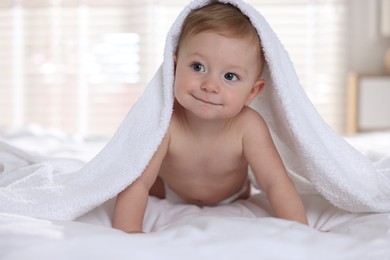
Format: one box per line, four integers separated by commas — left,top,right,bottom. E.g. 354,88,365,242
0,125,389,259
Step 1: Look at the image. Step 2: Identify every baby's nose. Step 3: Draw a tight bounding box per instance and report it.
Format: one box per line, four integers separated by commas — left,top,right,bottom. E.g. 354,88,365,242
201,77,220,94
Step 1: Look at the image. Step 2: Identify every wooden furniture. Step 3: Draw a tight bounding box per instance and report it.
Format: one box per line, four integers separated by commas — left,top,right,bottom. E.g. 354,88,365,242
346,73,390,134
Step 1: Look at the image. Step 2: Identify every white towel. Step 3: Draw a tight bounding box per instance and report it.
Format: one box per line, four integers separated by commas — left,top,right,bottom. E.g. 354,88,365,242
0,0,389,220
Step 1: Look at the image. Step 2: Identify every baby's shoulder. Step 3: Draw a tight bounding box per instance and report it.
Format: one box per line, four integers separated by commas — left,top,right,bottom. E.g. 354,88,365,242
237,107,269,134
238,106,266,123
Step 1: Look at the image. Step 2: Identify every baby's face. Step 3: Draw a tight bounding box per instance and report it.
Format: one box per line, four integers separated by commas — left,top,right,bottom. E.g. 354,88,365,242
174,31,264,120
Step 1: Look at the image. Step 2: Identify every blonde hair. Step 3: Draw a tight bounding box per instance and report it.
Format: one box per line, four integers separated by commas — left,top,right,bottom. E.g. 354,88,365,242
177,1,265,75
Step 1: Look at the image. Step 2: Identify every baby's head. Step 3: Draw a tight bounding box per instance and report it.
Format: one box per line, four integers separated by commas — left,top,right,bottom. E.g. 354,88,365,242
176,1,265,77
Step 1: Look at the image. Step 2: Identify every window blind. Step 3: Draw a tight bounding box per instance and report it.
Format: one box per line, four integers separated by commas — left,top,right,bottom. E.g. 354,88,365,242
250,0,349,132
0,0,349,137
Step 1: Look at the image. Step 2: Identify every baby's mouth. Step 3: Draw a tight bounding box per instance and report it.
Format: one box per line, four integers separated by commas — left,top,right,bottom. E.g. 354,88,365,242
192,95,221,106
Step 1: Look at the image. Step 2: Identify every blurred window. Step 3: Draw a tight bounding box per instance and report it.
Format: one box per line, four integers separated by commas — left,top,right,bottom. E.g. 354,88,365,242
0,0,348,137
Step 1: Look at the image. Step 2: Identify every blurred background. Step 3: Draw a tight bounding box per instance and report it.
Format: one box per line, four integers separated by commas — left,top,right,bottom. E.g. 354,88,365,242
0,0,389,138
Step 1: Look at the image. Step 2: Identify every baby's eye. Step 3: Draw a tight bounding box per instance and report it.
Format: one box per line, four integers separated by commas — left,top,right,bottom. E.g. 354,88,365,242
191,63,205,72
224,72,239,81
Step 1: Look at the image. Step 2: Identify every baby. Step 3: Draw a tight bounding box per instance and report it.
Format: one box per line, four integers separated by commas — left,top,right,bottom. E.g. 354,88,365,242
113,2,308,233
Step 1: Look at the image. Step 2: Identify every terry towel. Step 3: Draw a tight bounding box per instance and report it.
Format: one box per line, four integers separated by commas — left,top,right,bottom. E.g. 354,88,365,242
0,0,389,220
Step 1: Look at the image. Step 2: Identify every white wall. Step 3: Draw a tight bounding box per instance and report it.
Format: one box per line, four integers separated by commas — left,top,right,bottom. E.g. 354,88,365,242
348,0,390,73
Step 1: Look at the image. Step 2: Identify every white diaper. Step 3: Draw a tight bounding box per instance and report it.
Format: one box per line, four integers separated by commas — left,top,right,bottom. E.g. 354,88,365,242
164,180,249,206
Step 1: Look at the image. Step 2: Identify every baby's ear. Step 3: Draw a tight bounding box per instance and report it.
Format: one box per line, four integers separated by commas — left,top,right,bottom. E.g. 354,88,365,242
245,80,265,106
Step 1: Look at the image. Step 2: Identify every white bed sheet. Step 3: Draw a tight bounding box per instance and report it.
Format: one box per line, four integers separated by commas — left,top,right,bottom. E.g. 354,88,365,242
345,131,390,157
1,195,390,260
1,126,390,259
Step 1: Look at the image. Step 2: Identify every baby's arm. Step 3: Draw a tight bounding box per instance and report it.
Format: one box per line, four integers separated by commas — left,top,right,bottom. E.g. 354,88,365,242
112,134,170,233
243,110,308,225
